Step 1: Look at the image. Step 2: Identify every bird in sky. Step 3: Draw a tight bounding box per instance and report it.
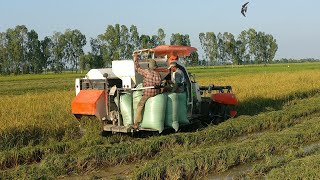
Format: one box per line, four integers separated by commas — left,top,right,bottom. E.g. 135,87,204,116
241,2,249,17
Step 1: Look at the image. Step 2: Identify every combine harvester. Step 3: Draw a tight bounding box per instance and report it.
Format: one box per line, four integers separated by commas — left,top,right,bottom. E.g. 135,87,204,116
71,45,237,133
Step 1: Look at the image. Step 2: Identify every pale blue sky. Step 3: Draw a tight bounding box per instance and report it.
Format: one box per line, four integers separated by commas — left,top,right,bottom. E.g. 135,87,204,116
1,0,320,59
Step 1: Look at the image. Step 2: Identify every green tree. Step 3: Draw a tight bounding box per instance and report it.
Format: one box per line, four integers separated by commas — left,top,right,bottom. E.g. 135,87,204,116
40,36,52,73
6,25,28,74
79,53,91,72
51,32,66,73
222,32,236,64
170,33,197,65
236,30,250,65
0,32,9,74
152,28,166,47
247,28,258,63
89,38,105,68
189,51,199,65
141,28,166,49
63,29,86,72
98,24,130,66
266,34,278,63
199,32,218,65
157,28,166,45
256,32,278,64
170,33,191,46
129,25,140,50
26,30,42,73
216,32,226,64
120,25,131,59
140,34,152,49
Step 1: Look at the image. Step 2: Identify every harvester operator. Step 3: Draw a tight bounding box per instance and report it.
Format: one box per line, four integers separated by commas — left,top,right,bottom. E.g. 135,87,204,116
133,53,162,129
167,55,178,65
167,60,186,93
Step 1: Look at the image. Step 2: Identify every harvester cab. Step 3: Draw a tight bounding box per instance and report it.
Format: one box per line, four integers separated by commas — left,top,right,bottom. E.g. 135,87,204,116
71,45,238,133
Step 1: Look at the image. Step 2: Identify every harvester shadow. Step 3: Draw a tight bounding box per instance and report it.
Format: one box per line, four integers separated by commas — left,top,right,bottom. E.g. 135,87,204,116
238,89,319,116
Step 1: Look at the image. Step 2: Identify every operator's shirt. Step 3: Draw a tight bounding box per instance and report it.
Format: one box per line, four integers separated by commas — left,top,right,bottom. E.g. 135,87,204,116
134,61,162,97
172,68,185,84
172,68,186,93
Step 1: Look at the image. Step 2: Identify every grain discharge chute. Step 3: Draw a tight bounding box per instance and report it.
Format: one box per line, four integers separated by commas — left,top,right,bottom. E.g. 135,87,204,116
71,45,238,133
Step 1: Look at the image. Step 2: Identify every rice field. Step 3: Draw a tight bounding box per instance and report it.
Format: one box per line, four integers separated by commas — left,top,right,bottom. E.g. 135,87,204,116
0,63,320,179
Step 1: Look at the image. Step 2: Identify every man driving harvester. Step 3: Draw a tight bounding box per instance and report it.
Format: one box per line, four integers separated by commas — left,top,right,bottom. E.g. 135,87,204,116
133,53,162,129
167,59,186,93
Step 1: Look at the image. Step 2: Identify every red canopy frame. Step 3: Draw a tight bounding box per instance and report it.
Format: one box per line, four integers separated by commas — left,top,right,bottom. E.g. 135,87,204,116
150,45,197,57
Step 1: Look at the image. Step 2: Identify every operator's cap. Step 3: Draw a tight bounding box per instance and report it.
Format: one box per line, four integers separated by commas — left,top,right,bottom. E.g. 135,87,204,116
168,60,177,69
148,59,158,69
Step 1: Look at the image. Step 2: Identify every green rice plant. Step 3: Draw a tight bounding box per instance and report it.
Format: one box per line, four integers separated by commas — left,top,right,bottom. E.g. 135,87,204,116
266,153,320,179
0,164,53,180
238,146,320,179
0,141,71,170
132,117,320,180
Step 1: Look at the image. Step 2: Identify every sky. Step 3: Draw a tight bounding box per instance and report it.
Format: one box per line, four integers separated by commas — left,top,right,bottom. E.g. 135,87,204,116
1,0,320,59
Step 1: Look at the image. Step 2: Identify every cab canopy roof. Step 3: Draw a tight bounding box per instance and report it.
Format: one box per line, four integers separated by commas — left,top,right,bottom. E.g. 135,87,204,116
150,45,197,57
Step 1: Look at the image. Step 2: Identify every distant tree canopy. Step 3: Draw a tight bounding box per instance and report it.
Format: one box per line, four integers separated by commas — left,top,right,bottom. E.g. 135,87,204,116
80,25,166,70
0,25,86,74
0,24,283,75
199,29,278,65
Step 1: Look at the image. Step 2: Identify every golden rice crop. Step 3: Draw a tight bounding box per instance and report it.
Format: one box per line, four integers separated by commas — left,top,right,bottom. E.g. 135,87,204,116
0,91,77,131
197,69,320,101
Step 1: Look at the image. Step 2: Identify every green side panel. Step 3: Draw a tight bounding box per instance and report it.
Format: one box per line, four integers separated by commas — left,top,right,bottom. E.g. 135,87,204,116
177,92,190,125
164,93,179,131
120,93,133,126
140,94,167,133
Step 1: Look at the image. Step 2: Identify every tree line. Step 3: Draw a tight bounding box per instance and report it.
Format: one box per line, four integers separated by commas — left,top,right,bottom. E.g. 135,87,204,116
199,29,278,65
0,24,278,75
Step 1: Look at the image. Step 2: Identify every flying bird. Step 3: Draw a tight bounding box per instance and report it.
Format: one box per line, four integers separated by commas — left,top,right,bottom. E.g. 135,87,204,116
241,2,249,17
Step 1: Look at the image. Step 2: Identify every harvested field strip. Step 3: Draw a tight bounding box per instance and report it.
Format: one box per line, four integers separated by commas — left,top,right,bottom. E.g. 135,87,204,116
266,153,320,179
59,95,320,168
0,141,70,170
0,134,134,170
132,117,320,180
238,144,320,179
0,122,134,170
1,95,320,178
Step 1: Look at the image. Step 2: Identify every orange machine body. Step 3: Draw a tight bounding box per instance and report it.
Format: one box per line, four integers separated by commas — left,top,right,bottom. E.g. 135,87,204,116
71,90,108,119
211,93,238,105
211,93,238,118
